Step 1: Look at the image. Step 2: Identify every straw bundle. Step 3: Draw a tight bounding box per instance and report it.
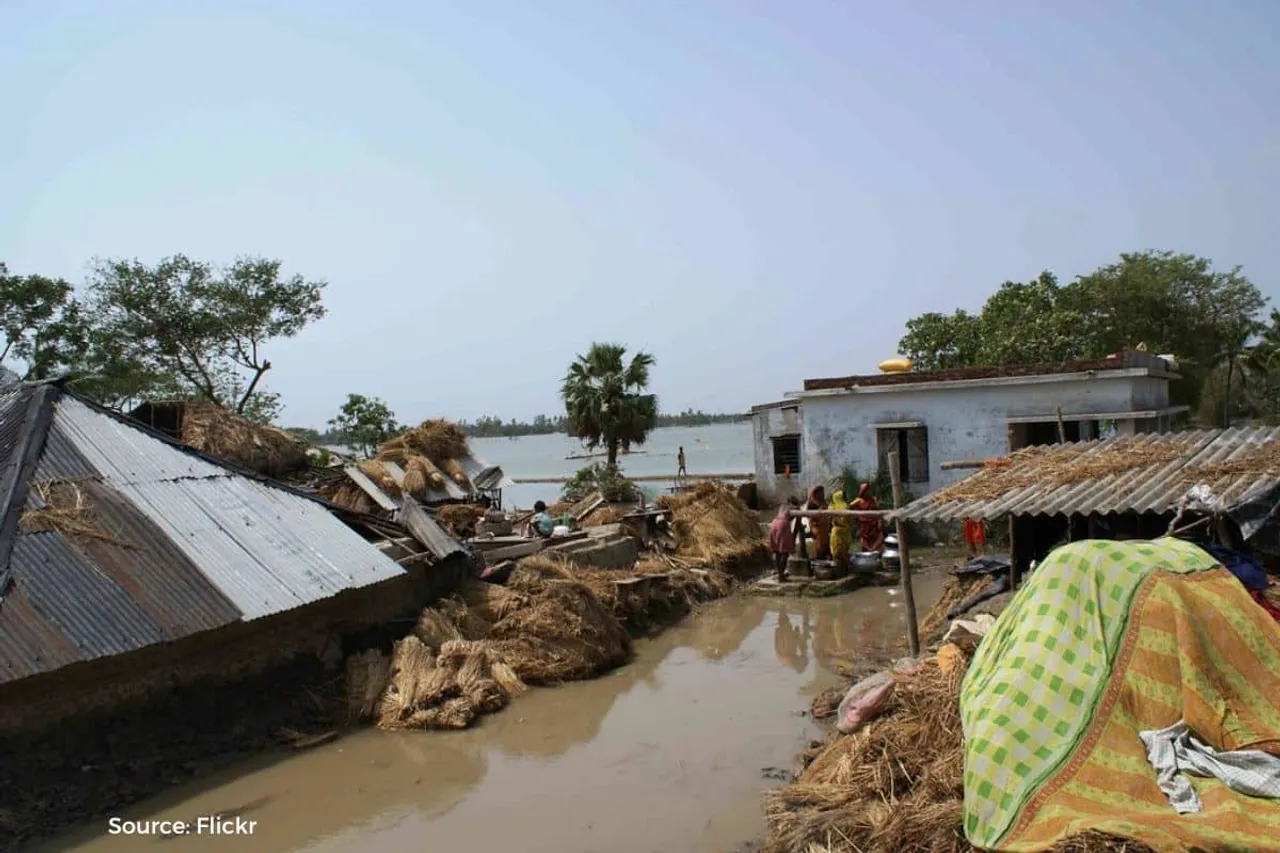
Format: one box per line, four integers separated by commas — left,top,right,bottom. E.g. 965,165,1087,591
657,482,767,568
176,401,311,476
398,419,470,462
344,649,391,722
324,483,377,514
440,457,471,488
929,438,1195,505
376,634,527,731
456,579,531,623
18,481,124,544
408,456,447,492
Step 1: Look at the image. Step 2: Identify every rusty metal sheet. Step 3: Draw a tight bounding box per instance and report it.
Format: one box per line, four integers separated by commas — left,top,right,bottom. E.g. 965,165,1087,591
899,426,1280,522
11,532,168,658
0,584,83,683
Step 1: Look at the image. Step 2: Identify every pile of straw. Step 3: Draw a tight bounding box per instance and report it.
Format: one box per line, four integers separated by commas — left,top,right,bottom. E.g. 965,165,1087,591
572,556,734,634
657,482,766,568
917,574,994,643
177,401,311,477
765,653,1155,853
376,636,526,730
323,482,377,514
375,419,474,497
1180,436,1280,484
435,504,485,539
929,438,1194,505
18,481,123,544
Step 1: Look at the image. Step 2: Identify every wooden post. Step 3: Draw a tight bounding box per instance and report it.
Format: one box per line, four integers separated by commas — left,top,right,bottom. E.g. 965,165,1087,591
887,451,920,656
1008,515,1020,590
1056,407,1068,444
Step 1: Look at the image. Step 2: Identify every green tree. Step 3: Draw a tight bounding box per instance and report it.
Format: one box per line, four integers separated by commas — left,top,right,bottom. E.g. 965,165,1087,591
560,342,658,466
0,263,91,380
79,255,326,420
897,251,1268,425
329,393,400,457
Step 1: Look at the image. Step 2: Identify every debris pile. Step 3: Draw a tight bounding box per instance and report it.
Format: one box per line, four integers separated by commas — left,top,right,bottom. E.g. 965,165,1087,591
435,503,486,539
173,401,312,477
763,650,1151,853
657,482,766,568
346,553,735,731
323,418,479,510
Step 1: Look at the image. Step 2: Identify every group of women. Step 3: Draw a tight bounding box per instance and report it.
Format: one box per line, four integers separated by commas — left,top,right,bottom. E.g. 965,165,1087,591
801,483,884,564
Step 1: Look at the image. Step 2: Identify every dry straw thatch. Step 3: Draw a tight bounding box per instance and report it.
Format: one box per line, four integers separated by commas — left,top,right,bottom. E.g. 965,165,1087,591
917,574,994,643
657,482,766,568
435,504,486,538
928,438,1195,505
764,653,1155,853
376,635,527,730
176,401,311,477
18,481,123,544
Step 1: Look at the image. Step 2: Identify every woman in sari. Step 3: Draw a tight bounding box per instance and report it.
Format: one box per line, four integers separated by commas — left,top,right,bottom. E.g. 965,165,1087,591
828,489,853,564
805,485,830,559
849,483,883,552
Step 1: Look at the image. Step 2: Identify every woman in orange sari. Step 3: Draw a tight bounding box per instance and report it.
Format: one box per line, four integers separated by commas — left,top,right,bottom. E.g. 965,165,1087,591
849,483,884,552
805,485,830,559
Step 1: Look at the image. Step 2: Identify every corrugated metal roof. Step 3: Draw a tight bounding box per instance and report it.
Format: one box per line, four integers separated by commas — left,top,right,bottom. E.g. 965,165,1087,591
898,427,1280,522
11,532,169,657
0,388,449,685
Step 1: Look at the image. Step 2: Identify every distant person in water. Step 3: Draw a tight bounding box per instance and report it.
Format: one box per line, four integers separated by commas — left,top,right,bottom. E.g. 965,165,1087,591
677,446,687,478
526,500,555,538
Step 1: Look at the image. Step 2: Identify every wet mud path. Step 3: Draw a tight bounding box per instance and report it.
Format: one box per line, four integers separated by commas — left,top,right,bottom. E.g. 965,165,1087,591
45,572,948,853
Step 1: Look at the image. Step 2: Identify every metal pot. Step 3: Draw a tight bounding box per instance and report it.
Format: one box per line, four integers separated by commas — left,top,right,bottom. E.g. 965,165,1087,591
852,551,882,571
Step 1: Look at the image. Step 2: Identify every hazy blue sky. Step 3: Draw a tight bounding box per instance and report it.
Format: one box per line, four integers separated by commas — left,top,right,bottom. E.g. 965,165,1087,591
2,1,1278,429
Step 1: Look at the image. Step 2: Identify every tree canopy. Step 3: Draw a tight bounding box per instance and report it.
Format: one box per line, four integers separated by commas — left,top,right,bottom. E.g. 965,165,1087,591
897,251,1269,425
0,255,326,423
328,393,400,458
561,343,659,466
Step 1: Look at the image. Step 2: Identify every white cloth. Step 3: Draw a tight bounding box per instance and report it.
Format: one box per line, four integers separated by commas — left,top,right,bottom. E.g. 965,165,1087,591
1138,721,1280,814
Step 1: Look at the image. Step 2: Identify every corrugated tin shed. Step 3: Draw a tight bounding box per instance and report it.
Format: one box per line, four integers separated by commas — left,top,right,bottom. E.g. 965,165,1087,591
0,383,461,686
898,427,1280,523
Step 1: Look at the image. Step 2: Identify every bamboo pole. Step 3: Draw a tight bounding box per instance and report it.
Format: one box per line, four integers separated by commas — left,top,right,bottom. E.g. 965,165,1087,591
788,508,889,519
940,459,994,470
888,451,919,656
1056,407,1068,443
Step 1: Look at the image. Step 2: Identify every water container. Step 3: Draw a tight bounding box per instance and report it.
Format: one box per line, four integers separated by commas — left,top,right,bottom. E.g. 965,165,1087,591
552,525,571,537
878,358,912,374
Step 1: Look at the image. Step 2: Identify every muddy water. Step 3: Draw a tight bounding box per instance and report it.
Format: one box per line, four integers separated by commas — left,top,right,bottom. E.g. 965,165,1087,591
45,573,947,853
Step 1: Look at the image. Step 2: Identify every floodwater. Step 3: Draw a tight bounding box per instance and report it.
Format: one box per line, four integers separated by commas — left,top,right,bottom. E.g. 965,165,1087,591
44,574,947,853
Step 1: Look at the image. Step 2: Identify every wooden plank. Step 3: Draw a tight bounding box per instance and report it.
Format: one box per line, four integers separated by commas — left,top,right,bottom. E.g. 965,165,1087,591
940,459,993,471
789,508,888,519
483,541,546,562
344,465,399,512
395,495,463,560
574,493,607,522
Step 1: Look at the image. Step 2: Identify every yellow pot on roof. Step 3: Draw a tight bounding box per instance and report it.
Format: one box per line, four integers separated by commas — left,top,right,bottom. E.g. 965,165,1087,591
878,358,912,373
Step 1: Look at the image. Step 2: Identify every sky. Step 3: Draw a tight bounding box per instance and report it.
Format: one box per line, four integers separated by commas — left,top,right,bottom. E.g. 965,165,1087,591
2,1,1279,429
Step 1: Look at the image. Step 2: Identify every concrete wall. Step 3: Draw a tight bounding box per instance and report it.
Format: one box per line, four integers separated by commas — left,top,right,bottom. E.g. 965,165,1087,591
0,555,468,736
753,374,1168,504
752,404,806,506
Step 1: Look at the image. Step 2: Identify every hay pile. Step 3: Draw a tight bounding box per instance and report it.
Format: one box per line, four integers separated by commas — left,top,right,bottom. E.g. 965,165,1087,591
1180,436,1280,483
375,419,474,497
18,481,122,544
376,636,526,730
436,504,485,539
657,482,766,568
178,401,311,477
929,438,1194,505
764,654,1153,853
917,574,994,643
573,556,734,634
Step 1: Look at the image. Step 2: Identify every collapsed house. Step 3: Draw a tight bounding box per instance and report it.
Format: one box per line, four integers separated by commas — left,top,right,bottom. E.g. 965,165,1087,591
0,380,468,736
897,426,1280,580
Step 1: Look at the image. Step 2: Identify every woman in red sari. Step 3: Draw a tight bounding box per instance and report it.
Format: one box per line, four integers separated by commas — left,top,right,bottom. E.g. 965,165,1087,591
849,483,884,552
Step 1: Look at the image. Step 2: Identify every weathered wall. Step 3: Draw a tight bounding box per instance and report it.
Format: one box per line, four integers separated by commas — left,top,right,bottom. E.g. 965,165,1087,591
752,404,806,505
0,555,467,736
755,374,1166,504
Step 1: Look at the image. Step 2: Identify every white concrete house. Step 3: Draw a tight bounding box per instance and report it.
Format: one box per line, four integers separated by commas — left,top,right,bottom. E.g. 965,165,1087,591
751,352,1187,506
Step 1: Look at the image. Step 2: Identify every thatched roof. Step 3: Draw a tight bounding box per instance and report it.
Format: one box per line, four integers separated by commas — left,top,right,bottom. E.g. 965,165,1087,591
128,400,312,477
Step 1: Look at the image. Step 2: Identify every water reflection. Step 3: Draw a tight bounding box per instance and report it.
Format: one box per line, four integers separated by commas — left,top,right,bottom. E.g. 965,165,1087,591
48,574,949,853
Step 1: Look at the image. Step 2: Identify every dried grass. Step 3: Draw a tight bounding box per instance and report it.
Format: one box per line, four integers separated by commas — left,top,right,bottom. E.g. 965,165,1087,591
18,481,125,544
1180,436,1280,482
177,401,311,476
456,579,531,623
765,654,1156,853
376,635,527,731
657,482,766,568
436,504,485,538
344,649,391,722
917,575,993,643
929,438,1194,504
440,457,471,488
393,419,470,463
323,483,377,514
583,504,628,526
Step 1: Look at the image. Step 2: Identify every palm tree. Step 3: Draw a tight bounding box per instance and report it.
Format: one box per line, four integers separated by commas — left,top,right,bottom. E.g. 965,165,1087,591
561,343,658,467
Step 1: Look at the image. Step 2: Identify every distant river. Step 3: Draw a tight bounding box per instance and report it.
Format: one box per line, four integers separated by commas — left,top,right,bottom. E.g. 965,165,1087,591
470,422,754,509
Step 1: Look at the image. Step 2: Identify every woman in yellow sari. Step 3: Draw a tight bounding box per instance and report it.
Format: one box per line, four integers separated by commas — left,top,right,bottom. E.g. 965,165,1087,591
828,489,853,564
805,485,831,559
